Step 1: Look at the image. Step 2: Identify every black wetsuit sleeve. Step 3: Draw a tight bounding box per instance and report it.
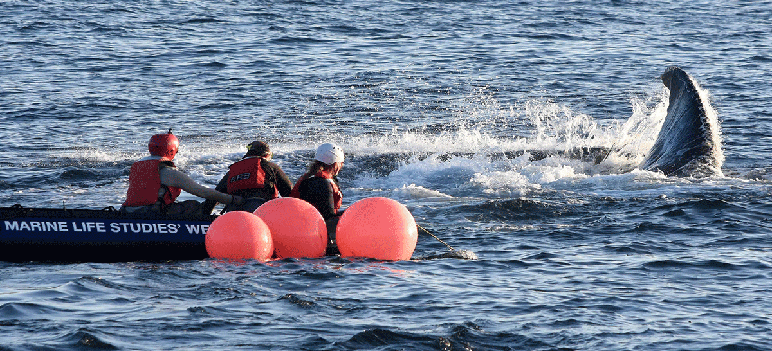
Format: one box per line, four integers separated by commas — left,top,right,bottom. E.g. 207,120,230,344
298,177,337,219
214,172,228,193
200,173,228,215
266,161,293,197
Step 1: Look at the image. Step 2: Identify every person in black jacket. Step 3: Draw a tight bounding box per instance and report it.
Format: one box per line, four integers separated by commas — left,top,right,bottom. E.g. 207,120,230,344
202,141,293,213
290,143,345,254
290,143,345,219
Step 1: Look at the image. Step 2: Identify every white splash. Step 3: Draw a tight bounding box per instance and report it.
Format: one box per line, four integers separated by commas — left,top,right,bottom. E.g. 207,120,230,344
341,87,683,197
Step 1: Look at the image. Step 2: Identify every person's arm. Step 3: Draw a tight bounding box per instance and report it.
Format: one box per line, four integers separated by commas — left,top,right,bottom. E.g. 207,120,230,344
266,161,294,197
160,167,235,204
200,173,229,214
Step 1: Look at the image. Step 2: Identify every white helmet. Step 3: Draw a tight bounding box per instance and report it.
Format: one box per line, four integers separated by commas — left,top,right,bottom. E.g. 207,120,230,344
315,143,344,165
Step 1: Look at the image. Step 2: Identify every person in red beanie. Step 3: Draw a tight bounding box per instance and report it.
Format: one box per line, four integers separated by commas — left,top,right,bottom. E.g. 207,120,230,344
120,130,242,217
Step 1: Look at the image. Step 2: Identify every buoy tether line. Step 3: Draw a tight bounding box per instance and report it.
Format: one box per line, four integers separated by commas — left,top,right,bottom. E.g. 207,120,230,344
416,223,477,260
415,224,478,260
416,223,454,251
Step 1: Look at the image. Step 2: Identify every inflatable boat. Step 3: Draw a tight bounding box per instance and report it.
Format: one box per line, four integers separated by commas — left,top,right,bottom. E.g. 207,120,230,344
0,205,215,262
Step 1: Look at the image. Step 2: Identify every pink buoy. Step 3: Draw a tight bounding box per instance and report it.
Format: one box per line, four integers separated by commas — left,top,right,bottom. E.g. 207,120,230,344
205,211,273,261
254,197,327,259
336,197,418,261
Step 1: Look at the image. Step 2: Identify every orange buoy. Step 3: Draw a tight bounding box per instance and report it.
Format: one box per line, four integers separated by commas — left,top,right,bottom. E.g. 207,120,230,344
205,211,273,261
336,197,418,261
254,197,327,259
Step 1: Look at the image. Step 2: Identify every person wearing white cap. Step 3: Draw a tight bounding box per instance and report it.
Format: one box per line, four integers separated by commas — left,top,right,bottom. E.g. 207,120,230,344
291,143,345,255
291,143,345,218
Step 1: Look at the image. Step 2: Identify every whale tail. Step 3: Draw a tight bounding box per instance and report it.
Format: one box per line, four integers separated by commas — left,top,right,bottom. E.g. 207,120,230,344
640,66,723,177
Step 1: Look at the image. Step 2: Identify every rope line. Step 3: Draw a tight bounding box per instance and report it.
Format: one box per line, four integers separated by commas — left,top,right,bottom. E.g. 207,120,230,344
416,224,455,251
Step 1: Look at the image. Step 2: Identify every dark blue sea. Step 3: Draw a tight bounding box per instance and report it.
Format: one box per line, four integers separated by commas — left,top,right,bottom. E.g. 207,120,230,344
2,1,772,350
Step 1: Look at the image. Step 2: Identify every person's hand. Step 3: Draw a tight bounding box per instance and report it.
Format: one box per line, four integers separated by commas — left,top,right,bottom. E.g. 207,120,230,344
231,195,244,206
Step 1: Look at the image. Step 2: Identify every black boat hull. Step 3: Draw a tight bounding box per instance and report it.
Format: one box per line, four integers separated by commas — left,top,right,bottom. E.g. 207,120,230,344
1,206,214,262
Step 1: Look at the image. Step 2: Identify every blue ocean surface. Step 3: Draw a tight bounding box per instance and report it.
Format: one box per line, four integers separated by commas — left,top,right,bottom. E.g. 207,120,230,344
2,0,772,350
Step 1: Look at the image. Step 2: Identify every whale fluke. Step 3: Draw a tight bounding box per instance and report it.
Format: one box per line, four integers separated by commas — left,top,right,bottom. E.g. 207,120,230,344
640,66,723,177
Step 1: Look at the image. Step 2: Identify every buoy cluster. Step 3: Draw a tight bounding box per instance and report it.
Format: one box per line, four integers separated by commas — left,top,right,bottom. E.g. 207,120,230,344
205,197,417,261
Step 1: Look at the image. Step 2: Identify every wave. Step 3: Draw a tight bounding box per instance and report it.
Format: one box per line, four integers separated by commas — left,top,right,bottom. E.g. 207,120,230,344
341,323,552,351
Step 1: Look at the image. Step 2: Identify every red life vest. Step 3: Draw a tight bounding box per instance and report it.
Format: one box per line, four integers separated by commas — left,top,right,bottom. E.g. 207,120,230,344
123,159,182,207
226,157,278,199
290,170,342,213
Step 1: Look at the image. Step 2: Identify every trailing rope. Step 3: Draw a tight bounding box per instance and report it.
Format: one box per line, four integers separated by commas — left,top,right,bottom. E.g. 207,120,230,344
416,223,455,251
415,224,478,260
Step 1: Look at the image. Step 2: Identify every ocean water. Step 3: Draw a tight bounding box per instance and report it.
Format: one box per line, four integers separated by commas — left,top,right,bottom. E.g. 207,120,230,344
2,0,772,350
